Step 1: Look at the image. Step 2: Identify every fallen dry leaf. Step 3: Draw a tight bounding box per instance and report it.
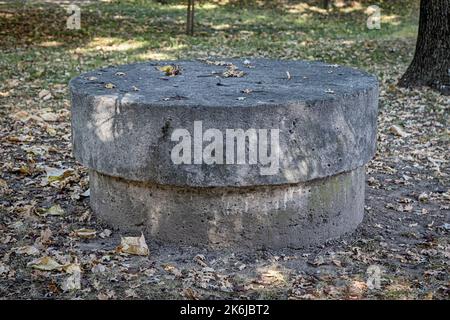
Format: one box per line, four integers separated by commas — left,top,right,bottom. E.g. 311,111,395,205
45,166,74,183
286,71,291,80
223,65,244,78
72,228,96,239
183,287,200,300
61,263,81,292
38,89,52,101
117,234,149,256
99,229,112,238
38,204,64,217
7,134,34,143
91,263,107,274
11,110,30,121
418,192,429,202
27,256,64,271
389,125,409,137
157,65,180,76
39,112,59,122
124,288,139,298
15,245,40,256
0,179,8,192
104,83,116,89
199,59,232,66
163,264,182,277
97,290,115,300
38,228,53,245
193,254,208,267
80,189,90,197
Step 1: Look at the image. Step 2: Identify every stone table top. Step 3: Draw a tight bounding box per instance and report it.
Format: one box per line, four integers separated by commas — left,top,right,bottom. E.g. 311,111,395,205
70,59,379,187
70,59,378,108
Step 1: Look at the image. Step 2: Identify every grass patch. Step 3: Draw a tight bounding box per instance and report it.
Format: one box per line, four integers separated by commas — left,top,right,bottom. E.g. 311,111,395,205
0,0,419,89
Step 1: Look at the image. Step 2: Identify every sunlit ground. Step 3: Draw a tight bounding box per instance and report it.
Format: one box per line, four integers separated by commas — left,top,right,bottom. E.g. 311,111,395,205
0,0,418,86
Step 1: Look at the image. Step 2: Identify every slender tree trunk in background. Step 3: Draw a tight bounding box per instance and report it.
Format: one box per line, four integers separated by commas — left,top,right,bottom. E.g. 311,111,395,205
322,0,330,10
398,0,450,94
186,0,195,36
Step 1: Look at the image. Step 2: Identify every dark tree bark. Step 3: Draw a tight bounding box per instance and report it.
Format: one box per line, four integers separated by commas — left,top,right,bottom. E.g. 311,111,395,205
398,0,450,94
186,0,195,36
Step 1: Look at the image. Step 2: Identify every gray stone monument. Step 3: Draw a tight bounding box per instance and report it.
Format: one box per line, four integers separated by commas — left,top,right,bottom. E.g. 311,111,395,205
70,59,378,249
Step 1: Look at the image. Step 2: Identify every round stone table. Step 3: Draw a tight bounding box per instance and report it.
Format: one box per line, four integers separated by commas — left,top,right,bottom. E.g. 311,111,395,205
70,59,378,249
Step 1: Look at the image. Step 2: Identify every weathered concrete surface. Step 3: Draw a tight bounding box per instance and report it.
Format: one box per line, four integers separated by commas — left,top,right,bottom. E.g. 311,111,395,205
90,167,365,249
70,59,378,187
70,59,378,249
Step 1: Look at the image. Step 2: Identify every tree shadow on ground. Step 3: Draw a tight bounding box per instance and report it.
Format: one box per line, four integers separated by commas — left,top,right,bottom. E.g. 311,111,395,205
0,0,418,87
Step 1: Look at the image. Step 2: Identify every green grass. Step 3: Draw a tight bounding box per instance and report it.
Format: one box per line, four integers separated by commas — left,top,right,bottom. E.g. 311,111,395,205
0,0,419,90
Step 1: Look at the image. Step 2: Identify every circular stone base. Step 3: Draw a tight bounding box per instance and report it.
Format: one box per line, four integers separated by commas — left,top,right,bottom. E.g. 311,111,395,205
90,167,365,249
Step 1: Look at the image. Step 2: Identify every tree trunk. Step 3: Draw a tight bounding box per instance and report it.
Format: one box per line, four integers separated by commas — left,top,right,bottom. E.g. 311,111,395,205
186,0,195,36
398,0,450,94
